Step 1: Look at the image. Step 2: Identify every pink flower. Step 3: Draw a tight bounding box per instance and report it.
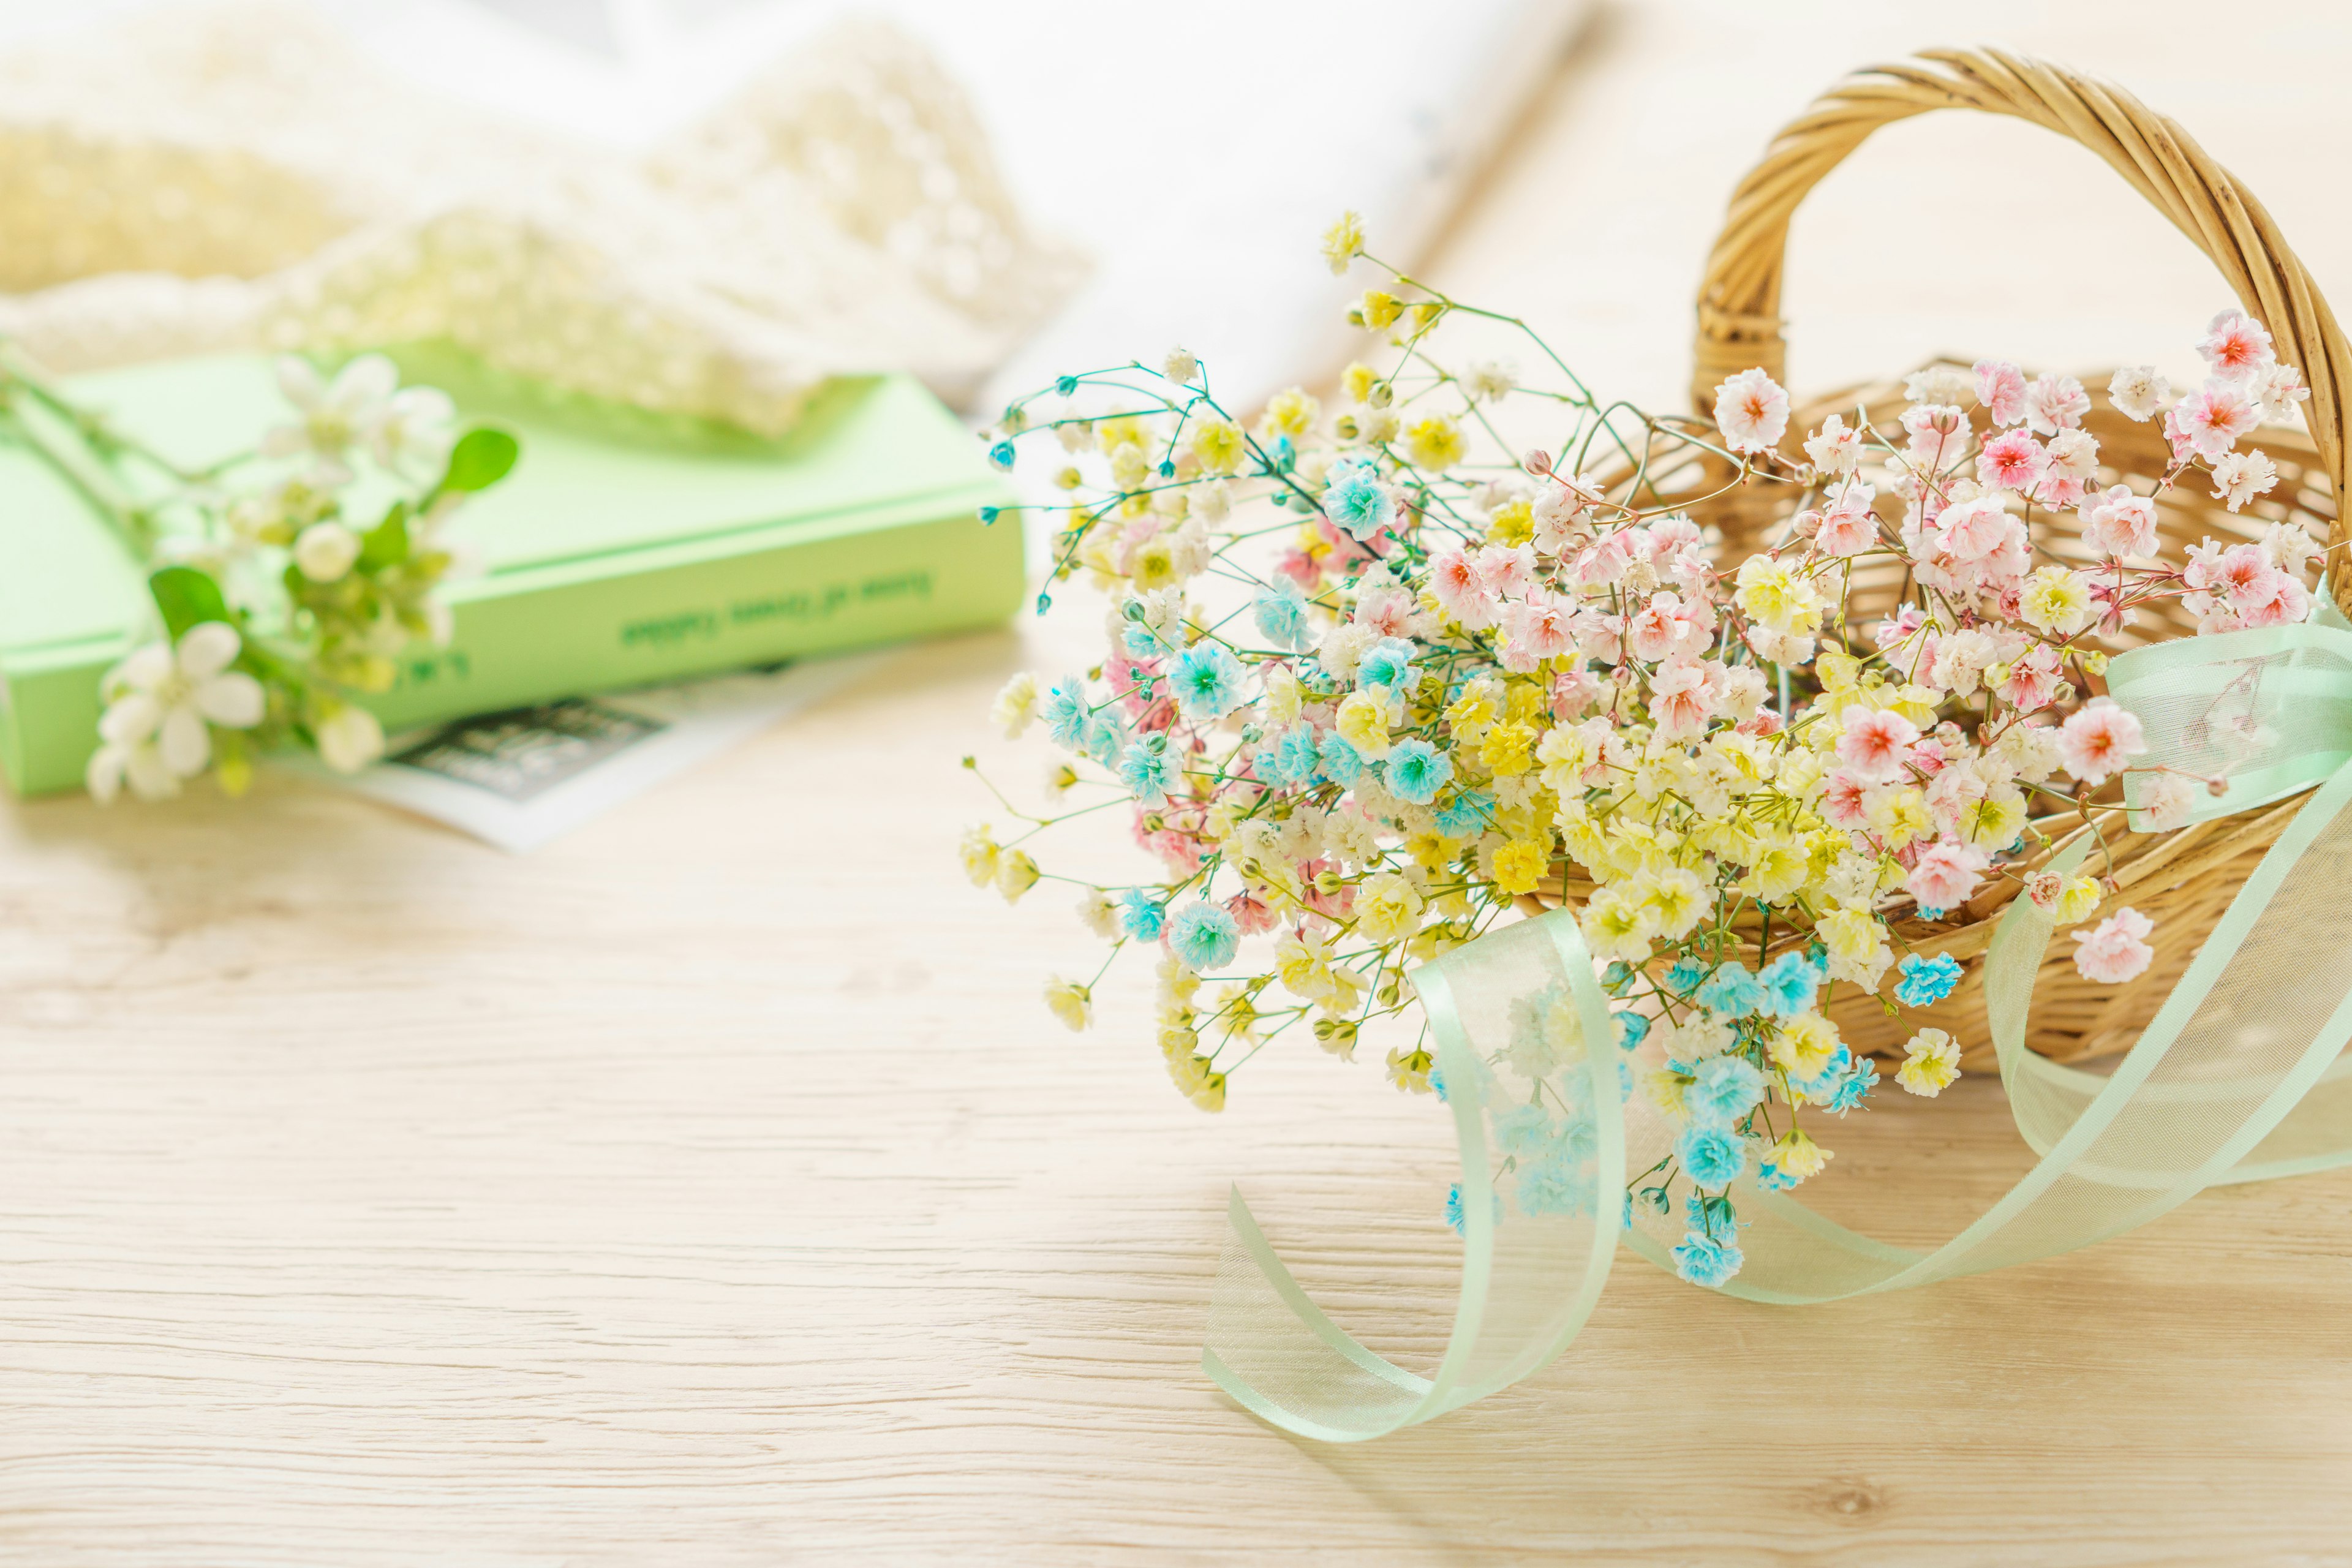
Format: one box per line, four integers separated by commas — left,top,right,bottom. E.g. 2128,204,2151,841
2024,375,2090,436
1905,839,1987,914
2215,541,2277,606
1275,548,1323,590
1974,360,2028,426
1225,889,1281,936
2059,698,2147,785
1977,428,2046,493
1474,544,1539,601
2073,907,2155,984
1814,481,1879,558
1837,707,1920,783
1713,368,1789,454
1506,594,1578,663
2023,869,2067,911
2081,484,2159,557
1997,645,2064,712
1901,403,1970,467
1933,495,2020,562
1429,548,1496,628
1647,656,1714,740
1550,666,1605,718
2196,308,2274,382
1572,608,1624,665
1570,532,1632,589
1820,768,1874,829
2177,378,2261,460
2235,567,2310,628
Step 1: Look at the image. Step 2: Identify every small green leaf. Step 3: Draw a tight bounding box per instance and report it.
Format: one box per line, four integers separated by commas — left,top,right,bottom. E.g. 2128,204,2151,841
149,565,228,640
438,426,519,494
360,501,412,571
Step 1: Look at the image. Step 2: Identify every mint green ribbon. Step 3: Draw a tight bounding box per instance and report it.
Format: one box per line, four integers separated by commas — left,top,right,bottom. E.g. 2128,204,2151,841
1206,604,2352,1440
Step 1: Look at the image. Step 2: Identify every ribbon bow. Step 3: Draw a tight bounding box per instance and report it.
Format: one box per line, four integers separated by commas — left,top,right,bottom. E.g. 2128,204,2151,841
1205,602,2352,1441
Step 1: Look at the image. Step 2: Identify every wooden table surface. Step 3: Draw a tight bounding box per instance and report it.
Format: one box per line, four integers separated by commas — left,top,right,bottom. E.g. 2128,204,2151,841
9,4,2352,1562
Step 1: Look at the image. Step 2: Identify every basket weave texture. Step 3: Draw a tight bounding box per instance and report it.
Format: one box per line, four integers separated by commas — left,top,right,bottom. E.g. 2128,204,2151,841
1542,48,2351,1070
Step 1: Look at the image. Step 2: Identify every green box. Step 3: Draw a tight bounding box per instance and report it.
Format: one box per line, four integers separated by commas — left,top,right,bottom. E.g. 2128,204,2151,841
0,349,1021,794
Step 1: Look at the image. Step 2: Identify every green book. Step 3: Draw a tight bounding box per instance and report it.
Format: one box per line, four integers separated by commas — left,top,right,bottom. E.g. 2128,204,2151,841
0,349,1022,795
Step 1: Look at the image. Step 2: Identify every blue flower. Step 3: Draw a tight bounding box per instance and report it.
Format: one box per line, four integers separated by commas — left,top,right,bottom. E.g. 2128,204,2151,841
1356,635,1419,693
1446,1183,1505,1235
1895,951,1964,1008
1433,790,1494,837
1613,1010,1649,1051
1118,733,1176,804
1253,579,1315,652
1169,643,1247,722
1664,956,1710,995
1675,1123,1747,1189
1822,1055,1879,1114
1116,888,1165,943
1167,899,1240,971
1688,1054,1766,1126
1756,949,1822,1019
1317,731,1363,787
1123,622,1174,658
1492,1102,1553,1159
989,439,1016,469
1322,456,1395,540
1269,723,1322,786
1671,1231,1745,1288
1757,1159,1799,1192
1384,737,1453,804
1515,1152,1594,1217
1041,674,1088,752
1695,963,1766,1018
1683,1189,1736,1239
1080,710,1128,768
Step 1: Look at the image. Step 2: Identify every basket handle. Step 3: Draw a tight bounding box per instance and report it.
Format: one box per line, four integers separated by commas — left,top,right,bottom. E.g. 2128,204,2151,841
1692,47,2352,610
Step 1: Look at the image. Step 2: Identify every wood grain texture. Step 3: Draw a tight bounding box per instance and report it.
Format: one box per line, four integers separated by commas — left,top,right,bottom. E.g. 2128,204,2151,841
9,3,2352,1562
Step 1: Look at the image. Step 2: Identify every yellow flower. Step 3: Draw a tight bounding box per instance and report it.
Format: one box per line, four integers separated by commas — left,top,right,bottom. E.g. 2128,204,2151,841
1816,649,1861,691
995,850,1040,903
1537,723,1599,794
1129,536,1178,590
1741,834,1809,902
1322,210,1365,274
1815,906,1894,988
1274,930,1337,1003
1865,786,1931,848
2055,874,2102,925
1261,386,1321,439
1401,414,1466,470
1387,1046,1434,1093
1485,498,1534,546
1355,870,1424,943
1959,790,2029,850
1896,1027,1962,1096
1644,1066,1691,1118
1335,689,1393,757
1634,866,1708,938
1480,720,1536,778
1264,666,1303,726
1578,886,1654,963
1191,418,1246,477
1358,290,1403,330
1043,978,1092,1031
959,824,1000,887
1445,679,1499,741
2020,565,2094,635
1767,1128,1833,1180
1493,838,1550,896
1407,829,1458,873
1733,555,1822,634
1342,361,1378,403
1770,1011,1844,1080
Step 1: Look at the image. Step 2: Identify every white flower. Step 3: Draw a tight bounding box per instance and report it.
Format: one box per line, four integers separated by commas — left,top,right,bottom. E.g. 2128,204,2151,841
263,353,399,478
370,385,458,482
2138,772,2199,832
1803,413,1863,475
990,672,1040,737
293,521,363,582
2107,365,2169,422
1713,368,1789,455
1163,346,1199,386
1903,363,1974,408
2209,450,2278,513
2252,360,2310,423
86,622,265,803
1464,360,1518,402
314,703,386,774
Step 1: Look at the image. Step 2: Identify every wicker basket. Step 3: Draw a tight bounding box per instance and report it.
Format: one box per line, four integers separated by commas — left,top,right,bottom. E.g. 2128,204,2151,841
1536,49,2351,1071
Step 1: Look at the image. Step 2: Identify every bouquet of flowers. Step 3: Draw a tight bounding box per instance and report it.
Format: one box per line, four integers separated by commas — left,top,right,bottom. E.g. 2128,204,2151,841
962,216,2320,1286
0,350,518,802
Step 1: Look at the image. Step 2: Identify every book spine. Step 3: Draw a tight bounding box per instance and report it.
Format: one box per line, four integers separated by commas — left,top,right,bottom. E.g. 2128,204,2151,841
369,499,1025,733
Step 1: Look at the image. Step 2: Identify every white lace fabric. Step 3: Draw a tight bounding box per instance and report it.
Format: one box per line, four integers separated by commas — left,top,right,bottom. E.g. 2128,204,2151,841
0,2,1085,433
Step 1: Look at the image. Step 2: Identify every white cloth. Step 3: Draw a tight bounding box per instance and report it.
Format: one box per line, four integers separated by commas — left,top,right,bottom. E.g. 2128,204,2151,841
0,1,1084,434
